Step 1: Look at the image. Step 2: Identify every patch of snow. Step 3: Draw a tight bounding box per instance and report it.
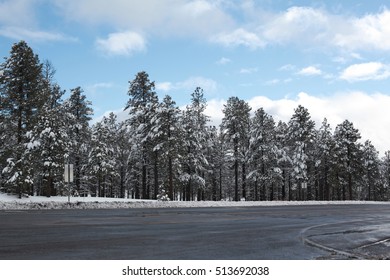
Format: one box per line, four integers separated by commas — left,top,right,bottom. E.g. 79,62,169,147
1,192,390,210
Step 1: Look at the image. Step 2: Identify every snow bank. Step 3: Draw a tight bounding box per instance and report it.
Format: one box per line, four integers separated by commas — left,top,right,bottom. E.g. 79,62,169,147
1,192,389,210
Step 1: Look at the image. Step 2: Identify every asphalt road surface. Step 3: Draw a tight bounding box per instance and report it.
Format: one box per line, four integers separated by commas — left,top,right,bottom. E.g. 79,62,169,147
1,204,390,259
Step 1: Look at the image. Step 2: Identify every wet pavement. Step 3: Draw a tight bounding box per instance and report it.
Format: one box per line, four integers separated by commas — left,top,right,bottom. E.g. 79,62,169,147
0,204,389,259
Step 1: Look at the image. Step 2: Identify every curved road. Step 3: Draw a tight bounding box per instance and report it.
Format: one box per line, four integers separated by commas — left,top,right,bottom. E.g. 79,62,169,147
0,204,390,259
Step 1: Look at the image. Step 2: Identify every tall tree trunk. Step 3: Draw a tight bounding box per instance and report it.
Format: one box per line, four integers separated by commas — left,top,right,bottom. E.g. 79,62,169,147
153,151,158,200
348,173,353,200
282,169,286,201
142,164,147,199
75,156,81,192
168,156,173,200
242,163,246,200
219,167,223,200
234,159,238,201
254,179,258,201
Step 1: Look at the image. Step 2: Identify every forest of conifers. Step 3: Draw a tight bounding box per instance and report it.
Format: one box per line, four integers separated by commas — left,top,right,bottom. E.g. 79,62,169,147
1,41,390,201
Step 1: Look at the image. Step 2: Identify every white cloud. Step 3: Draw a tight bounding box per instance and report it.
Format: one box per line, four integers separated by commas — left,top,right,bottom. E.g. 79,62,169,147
0,0,37,27
96,31,146,56
279,64,296,71
177,76,218,92
54,0,233,38
212,28,265,49
297,66,322,76
0,0,77,43
264,79,280,85
216,57,231,65
333,9,390,51
240,67,258,74
156,76,218,93
250,6,390,52
340,62,390,82
0,26,77,42
156,82,173,92
204,99,226,127
86,82,114,95
263,7,333,46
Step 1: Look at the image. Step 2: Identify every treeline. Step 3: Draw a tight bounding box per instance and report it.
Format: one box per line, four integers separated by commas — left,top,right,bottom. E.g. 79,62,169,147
1,41,390,201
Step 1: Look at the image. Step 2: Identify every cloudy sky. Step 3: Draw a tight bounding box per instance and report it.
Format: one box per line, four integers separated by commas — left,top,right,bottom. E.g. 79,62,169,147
1,0,390,154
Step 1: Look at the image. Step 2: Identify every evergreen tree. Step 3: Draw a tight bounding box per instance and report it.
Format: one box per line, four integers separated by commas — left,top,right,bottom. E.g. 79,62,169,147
0,41,46,197
287,105,315,200
87,114,118,197
63,87,93,195
334,120,362,200
361,140,381,200
26,84,69,197
151,95,182,200
125,71,159,199
381,151,390,201
203,126,224,201
221,97,251,201
314,118,335,200
180,87,209,201
274,121,291,200
248,108,280,201
116,121,131,198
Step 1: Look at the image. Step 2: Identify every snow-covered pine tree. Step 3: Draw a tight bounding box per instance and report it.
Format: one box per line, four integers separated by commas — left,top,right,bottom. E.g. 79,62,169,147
314,118,335,200
221,97,251,201
287,105,315,200
361,140,381,200
63,87,93,195
125,71,159,199
203,125,224,201
181,87,209,201
248,108,280,201
0,96,13,192
150,95,182,200
0,41,46,197
274,121,291,201
334,120,362,200
381,151,390,201
116,121,131,198
26,82,70,197
87,114,118,197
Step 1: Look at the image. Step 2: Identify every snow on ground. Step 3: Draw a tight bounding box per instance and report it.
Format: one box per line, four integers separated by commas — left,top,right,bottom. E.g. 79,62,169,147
1,192,390,210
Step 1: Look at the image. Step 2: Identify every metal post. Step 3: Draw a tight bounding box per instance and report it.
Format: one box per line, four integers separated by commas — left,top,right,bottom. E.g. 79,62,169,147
65,163,73,203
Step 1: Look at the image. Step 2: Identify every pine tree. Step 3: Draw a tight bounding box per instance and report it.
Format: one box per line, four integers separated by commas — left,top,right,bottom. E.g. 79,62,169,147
314,118,335,200
63,87,93,195
248,108,280,201
203,126,224,201
0,41,46,197
151,95,182,200
287,105,315,200
221,97,251,201
274,121,291,200
181,87,209,201
116,121,131,198
125,71,159,199
26,84,69,197
334,120,362,200
361,140,381,200
381,151,390,201
87,114,118,197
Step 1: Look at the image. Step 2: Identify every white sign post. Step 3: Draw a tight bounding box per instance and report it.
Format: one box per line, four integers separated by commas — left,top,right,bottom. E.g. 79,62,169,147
64,164,74,203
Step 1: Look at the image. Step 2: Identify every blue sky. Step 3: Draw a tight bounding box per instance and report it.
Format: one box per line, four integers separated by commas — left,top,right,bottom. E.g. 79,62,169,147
1,0,390,154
